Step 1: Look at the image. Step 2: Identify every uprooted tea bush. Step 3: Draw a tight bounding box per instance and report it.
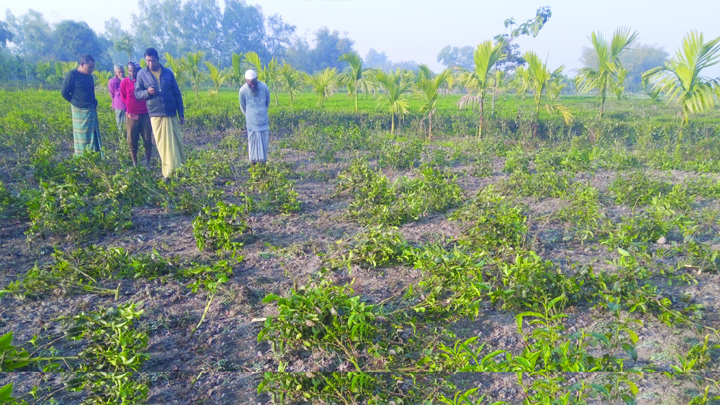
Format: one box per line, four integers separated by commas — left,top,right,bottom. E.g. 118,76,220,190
325,225,414,270
193,199,252,256
1,302,149,404
335,159,462,226
247,163,301,214
1,245,175,299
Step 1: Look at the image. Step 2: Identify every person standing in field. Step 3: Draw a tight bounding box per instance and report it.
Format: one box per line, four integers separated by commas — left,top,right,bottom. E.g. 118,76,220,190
134,48,186,179
108,63,126,136
60,54,102,156
239,69,270,164
120,62,153,167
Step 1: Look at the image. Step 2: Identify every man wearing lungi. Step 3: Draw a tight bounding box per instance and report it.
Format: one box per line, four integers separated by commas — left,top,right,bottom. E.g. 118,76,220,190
120,62,153,167
108,63,127,136
61,54,102,156
134,48,186,179
239,69,270,164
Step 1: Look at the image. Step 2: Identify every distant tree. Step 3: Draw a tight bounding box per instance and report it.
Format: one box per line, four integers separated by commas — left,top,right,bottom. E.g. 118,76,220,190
284,38,313,73
312,27,355,72
265,14,295,58
643,31,720,126
114,35,134,62
305,67,338,107
575,27,639,120
180,0,222,57
132,0,183,56
491,7,553,114
53,20,106,65
0,21,13,48
221,0,266,59
457,40,506,136
436,45,474,70
364,48,392,72
374,69,414,134
494,6,552,71
5,10,54,60
620,44,668,92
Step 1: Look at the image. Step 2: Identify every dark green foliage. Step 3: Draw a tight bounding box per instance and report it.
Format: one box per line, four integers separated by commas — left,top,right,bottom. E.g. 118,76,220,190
452,185,528,250
193,199,251,255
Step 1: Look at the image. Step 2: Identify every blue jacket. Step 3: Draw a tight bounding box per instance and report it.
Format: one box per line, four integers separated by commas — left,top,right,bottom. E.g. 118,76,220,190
134,65,185,118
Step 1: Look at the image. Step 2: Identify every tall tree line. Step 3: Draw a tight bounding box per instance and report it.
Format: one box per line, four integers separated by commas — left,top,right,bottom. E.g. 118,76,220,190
0,0,363,83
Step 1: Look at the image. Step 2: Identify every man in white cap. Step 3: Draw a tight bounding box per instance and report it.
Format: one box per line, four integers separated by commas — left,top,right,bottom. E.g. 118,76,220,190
239,69,271,164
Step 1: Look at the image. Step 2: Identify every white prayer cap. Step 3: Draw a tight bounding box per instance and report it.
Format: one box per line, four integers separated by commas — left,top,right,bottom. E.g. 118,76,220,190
245,70,258,80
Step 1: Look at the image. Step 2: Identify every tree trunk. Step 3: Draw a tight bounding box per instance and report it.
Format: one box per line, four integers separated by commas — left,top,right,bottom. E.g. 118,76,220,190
428,111,433,140
478,98,485,137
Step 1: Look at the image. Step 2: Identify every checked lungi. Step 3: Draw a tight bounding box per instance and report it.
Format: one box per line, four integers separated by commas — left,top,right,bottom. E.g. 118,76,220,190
71,105,102,156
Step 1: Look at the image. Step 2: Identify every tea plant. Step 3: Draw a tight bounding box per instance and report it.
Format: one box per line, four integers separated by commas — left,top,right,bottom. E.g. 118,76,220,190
336,159,462,226
451,185,528,251
552,181,604,232
609,171,674,207
502,144,531,173
1,246,174,299
180,260,233,334
160,151,229,214
193,199,252,257
1,303,149,404
26,177,133,244
498,170,572,199
259,276,377,371
248,163,301,213
327,225,414,270
376,137,424,170
258,372,380,404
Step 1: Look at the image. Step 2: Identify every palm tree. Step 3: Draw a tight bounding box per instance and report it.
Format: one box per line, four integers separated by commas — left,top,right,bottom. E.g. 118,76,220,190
416,67,451,139
457,40,506,136
643,31,720,126
231,52,244,86
182,51,205,101
35,62,54,88
524,51,573,136
277,62,303,108
575,27,639,120
164,52,188,90
374,69,414,134
338,52,373,112
93,70,113,89
204,61,231,99
513,65,532,99
305,67,338,107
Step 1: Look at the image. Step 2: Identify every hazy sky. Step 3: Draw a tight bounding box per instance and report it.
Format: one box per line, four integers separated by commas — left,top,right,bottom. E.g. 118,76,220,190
4,0,720,74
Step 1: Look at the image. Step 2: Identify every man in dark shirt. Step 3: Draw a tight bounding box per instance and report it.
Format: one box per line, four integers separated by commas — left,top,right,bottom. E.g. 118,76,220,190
61,54,102,156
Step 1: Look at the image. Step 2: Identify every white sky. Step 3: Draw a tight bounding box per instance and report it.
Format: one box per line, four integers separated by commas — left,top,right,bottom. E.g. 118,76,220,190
4,0,720,74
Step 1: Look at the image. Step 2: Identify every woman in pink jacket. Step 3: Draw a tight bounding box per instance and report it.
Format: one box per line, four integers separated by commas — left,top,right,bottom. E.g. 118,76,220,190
120,62,153,167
